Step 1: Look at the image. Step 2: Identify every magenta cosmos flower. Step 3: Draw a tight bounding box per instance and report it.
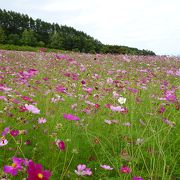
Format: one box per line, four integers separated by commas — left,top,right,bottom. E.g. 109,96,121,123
120,166,131,174
4,157,24,176
56,85,66,93
63,114,80,121
25,104,40,114
75,164,92,176
27,160,51,180
100,164,113,170
55,139,65,151
10,130,19,137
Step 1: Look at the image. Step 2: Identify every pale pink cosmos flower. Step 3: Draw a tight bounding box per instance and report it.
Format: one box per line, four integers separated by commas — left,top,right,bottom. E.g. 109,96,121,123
25,104,40,114
175,69,180,76
113,91,119,98
80,65,86,72
38,118,47,124
122,122,131,127
100,164,113,170
104,120,112,125
0,137,8,146
85,100,95,106
104,120,119,125
75,164,92,176
162,119,175,127
71,103,77,110
107,77,113,84
0,96,7,101
110,105,123,112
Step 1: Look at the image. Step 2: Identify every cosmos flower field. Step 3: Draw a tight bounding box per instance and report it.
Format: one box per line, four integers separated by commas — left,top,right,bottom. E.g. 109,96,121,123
0,50,180,179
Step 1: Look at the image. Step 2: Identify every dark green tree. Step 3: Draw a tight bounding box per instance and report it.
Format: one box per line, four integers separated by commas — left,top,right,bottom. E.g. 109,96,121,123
21,29,37,46
0,26,6,43
7,34,20,45
49,32,63,49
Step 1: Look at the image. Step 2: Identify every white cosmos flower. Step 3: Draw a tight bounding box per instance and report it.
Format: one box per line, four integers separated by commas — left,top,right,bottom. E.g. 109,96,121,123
118,96,126,105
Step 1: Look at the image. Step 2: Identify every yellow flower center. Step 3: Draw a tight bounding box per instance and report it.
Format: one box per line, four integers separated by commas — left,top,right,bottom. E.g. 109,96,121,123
11,163,17,168
37,173,44,179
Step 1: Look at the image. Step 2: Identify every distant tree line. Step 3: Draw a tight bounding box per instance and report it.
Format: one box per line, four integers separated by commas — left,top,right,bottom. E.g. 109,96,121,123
0,9,155,55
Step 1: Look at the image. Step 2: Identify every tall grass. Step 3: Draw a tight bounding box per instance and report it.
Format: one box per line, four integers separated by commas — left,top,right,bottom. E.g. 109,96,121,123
0,50,180,179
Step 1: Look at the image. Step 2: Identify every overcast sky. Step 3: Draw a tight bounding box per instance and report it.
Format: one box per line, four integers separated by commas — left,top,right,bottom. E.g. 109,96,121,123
1,0,180,55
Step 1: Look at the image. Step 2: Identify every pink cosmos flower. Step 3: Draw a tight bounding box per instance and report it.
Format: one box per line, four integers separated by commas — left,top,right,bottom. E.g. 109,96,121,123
105,104,111,108
0,84,12,91
158,106,166,113
2,127,10,136
55,139,65,151
175,69,180,76
107,77,113,84
81,80,86,85
85,100,95,106
83,87,93,94
82,107,91,114
28,69,38,76
63,114,80,121
80,65,86,72
113,91,119,98
120,166,131,174
12,99,20,104
25,140,31,145
4,157,24,176
10,130,19,137
27,160,52,180
128,87,138,94
162,119,175,127
75,164,92,176
0,96,7,101
56,85,66,93
133,176,144,180
19,105,28,112
21,96,33,102
25,104,40,114
164,90,176,102
95,104,100,109
38,118,47,124
100,164,113,170
43,77,49,81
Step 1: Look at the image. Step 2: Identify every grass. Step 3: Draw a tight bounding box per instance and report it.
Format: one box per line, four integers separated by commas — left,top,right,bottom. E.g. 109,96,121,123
0,50,180,179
